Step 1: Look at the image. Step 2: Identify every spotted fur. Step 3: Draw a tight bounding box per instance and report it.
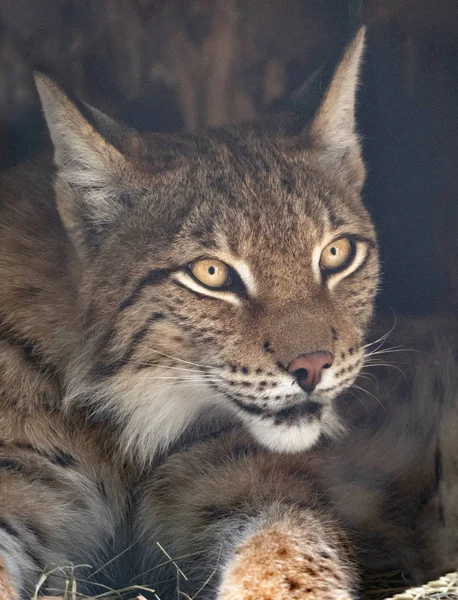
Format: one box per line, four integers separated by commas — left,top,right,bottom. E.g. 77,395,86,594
0,30,379,599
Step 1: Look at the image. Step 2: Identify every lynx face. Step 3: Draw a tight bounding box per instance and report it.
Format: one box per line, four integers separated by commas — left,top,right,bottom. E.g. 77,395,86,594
36,31,378,456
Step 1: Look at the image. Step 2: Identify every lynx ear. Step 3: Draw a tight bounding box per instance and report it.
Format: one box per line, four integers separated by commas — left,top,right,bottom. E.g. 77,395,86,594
34,73,141,250
308,27,366,190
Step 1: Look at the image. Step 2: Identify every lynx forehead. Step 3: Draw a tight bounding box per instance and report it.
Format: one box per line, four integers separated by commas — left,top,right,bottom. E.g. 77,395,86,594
34,29,378,458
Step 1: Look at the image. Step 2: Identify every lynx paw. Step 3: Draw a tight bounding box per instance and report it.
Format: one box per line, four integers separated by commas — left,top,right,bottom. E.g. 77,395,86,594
218,521,354,600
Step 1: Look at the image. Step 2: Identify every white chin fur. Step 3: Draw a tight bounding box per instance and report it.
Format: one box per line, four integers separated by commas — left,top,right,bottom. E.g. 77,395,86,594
246,417,322,453
69,370,230,464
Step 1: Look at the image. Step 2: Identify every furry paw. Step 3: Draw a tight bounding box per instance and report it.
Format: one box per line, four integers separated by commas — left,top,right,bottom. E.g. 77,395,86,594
217,520,354,600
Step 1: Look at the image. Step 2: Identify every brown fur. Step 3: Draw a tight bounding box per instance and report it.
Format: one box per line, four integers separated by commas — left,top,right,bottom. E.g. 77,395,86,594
6,28,453,600
0,26,456,598
0,29,377,598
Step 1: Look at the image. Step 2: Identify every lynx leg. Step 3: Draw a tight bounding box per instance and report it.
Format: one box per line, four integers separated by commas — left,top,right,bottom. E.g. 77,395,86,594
137,430,357,600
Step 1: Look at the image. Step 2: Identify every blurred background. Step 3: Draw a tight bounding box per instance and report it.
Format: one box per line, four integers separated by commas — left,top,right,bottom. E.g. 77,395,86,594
0,0,456,316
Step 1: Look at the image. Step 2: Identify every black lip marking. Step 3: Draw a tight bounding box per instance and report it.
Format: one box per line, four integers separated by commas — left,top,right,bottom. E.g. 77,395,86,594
232,394,322,426
274,401,322,426
232,397,266,416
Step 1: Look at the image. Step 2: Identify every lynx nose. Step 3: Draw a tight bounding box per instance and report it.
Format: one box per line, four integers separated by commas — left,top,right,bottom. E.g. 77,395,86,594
288,352,334,393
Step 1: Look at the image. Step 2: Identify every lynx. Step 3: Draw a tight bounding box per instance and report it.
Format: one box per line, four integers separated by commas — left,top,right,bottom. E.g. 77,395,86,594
0,28,423,599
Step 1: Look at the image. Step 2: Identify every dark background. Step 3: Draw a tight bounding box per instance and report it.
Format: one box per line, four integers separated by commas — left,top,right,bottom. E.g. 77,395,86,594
0,0,456,316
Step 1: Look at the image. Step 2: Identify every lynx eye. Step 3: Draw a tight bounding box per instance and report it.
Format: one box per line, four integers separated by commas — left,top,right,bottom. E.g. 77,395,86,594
320,237,354,272
190,259,231,289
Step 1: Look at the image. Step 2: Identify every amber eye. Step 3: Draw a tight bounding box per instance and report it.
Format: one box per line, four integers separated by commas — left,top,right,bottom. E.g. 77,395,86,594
320,237,354,272
190,259,231,289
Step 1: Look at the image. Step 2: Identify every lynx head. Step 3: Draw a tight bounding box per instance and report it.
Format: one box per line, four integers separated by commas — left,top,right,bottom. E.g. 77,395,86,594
35,29,378,458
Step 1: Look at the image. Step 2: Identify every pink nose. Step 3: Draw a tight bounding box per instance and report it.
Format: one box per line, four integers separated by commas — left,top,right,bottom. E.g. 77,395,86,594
288,352,334,393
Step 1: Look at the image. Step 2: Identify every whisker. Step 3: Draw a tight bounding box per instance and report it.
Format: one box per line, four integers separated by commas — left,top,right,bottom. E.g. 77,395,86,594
198,392,227,403
348,389,372,411
366,346,418,357
365,343,406,354
351,383,387,412
126,362,205,374
357,372,379,391
364,360,401,367
135,345,215,370
364,358,408,376
135,377,214,381
363,317,397,350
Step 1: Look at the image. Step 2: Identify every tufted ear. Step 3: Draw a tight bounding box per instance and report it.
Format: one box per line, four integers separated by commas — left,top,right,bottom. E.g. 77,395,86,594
35,73,144,252
308,27,366,191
